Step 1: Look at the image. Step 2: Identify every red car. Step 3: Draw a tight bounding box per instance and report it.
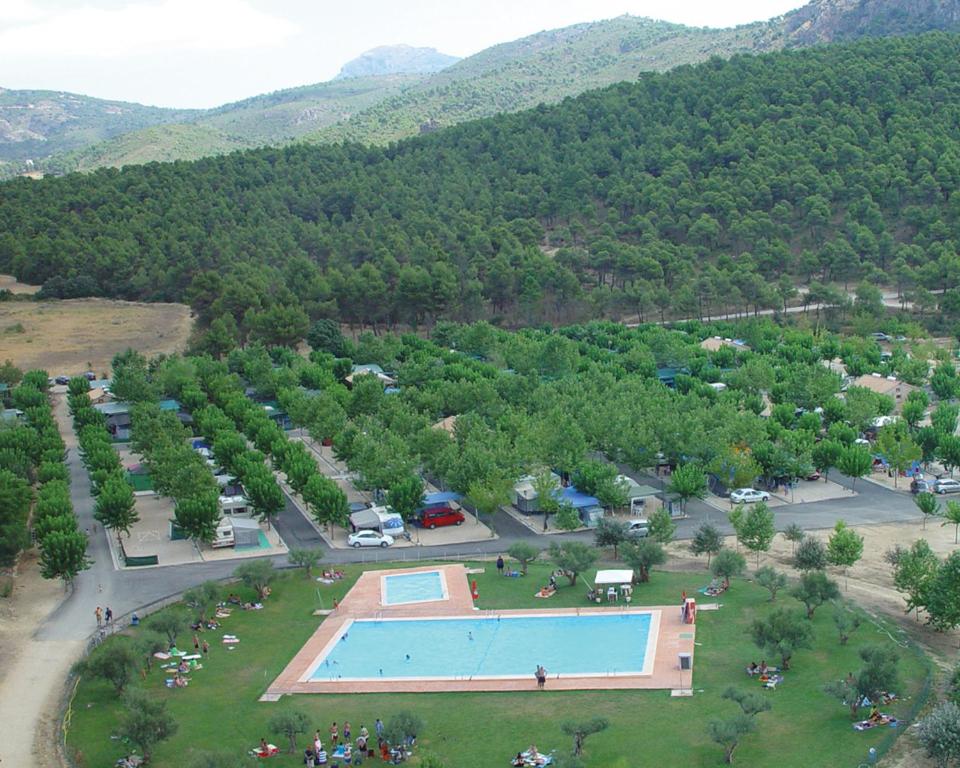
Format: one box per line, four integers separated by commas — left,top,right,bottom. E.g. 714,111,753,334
417,506,465,529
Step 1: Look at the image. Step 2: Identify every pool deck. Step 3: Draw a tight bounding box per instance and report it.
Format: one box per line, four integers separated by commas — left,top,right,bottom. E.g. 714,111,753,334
264,563,696,698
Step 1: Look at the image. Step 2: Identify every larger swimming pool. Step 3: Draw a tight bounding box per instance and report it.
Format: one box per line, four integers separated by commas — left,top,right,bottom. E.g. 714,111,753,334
307,612,657,680
381,570,447,606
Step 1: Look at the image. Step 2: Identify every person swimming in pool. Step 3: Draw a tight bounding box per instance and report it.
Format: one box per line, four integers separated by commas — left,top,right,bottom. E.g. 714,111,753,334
405,654,411,662
468,631,473,641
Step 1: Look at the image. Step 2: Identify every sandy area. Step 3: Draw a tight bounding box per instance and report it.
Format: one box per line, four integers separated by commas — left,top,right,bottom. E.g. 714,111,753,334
0,297,192,374
0,273,41,295
0,549,82,768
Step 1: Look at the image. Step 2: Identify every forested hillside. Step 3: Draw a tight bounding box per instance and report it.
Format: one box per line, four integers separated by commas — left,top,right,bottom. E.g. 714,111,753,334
11,0,960,175
4,34,960,345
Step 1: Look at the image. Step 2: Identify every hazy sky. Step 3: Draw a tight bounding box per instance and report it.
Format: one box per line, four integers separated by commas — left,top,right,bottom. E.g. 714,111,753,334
0,0,806,109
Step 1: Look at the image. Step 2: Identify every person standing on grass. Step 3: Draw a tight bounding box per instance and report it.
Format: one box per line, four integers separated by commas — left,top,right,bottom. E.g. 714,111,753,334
375,719,384,739
330,722,338,744
496,555,505,576
193,634,200,651
202,639,209,656
343,721,351,742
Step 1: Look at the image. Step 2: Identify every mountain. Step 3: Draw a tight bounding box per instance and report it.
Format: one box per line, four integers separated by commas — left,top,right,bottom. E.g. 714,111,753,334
0,88,194,163
334,45,460,79
4,0,960,175
311,0,960,145
4,33,960,335
43,75,422,174
779,0,960,46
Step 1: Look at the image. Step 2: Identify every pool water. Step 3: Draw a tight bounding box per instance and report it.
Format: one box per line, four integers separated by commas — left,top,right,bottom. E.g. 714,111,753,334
309,613,654,680
382,571,446,605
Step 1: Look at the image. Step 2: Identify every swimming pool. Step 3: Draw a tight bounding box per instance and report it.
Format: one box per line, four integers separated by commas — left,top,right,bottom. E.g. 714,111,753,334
381,570,447,606
307,611,657,681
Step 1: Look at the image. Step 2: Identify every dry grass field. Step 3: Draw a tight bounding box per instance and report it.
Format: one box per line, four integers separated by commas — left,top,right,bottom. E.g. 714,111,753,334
0,274,40,295
0,297,193,374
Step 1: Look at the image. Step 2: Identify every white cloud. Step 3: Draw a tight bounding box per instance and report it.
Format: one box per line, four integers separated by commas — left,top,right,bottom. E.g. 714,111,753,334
0,0,45,23
0,0,297,57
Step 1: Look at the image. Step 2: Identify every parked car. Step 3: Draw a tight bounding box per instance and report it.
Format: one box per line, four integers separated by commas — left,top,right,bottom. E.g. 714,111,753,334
416,506,465,529
910,478,932,495
348,501,371,514
729,488,770,504
870,332,891,342
347,530,394,548
626,519,650,537
934,478,960,495
54,375,70,385
804,470,821,481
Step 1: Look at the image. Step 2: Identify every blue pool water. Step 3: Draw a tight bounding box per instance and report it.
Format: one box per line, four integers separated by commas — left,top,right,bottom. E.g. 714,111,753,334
382,571,446,605
309,613,653,680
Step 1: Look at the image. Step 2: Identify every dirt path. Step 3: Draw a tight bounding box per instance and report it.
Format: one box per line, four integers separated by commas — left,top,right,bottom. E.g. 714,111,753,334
0,550,84,768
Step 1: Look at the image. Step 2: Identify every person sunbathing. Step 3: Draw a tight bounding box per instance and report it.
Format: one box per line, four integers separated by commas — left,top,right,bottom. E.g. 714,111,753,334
758,661,769,675
513,753,526,767
747,662,758,676
869,706,883,722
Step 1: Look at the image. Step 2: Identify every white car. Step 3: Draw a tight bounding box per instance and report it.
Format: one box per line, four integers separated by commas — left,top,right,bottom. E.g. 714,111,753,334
934,478,960,495
348,529,395,548
729,488,770,504
626,519,650,537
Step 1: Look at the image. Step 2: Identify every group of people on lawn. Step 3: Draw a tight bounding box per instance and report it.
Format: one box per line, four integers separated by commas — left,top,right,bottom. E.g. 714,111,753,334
292,718,411,766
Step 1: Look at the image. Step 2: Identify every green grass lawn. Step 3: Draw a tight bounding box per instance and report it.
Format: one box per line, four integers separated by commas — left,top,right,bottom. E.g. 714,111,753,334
67,561,930,768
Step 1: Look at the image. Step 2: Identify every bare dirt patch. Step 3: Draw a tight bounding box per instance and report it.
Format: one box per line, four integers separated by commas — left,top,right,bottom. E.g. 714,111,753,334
0,549,81,768
0,273,41,295
0,298,193,373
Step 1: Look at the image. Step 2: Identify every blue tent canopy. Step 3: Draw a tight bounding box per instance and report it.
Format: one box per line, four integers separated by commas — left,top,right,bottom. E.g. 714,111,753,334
422,491,462,507
556,486,600,509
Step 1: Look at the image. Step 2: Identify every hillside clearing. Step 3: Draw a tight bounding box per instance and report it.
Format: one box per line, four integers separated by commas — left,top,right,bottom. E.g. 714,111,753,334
0,298,192,374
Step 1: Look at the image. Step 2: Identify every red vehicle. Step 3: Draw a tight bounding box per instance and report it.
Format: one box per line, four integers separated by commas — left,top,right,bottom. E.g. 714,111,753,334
416,506,465,529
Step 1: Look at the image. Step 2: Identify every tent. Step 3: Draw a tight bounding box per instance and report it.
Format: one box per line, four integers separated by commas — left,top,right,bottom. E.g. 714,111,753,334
558,486,600,509
422,491,462,508
231,517,261,547
594,570,634,587
349,507,382,531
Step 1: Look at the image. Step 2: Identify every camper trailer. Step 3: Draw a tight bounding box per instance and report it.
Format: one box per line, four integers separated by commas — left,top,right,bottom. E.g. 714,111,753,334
218,494,251,517
212,519,235,548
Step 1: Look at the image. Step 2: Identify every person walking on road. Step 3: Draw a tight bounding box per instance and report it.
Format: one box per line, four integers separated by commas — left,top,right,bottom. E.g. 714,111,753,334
105,607,113,624
95,606,103,627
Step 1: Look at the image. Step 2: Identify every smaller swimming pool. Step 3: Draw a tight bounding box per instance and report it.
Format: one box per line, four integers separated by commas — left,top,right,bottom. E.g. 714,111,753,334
382,570,447,606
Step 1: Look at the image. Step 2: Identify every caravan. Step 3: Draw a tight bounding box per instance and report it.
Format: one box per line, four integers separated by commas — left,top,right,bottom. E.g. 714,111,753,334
212,519,235,548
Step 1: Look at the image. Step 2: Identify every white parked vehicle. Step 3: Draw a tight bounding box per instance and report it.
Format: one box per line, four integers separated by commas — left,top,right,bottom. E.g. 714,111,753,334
626,519,650,537
934,478,960,495
348,529,395,548
729,488,770,504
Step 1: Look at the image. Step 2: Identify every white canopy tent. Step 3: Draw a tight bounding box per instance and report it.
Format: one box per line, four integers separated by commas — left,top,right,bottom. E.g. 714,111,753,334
594,569,634,587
